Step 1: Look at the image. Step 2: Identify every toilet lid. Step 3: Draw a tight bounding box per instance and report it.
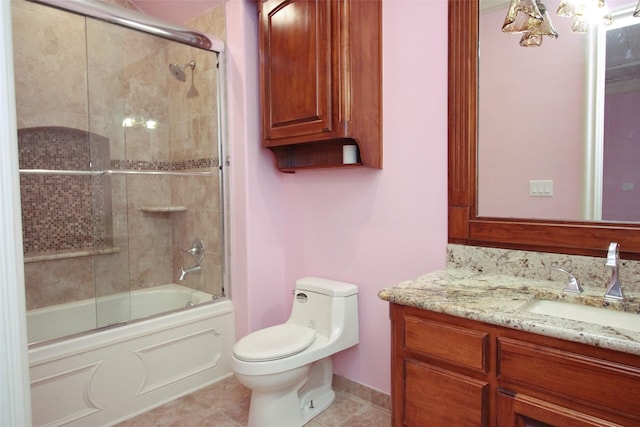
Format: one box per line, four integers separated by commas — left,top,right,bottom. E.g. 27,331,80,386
233,323,316,362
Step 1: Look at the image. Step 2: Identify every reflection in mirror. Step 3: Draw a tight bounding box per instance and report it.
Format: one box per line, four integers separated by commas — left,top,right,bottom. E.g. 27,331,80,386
478,0,640,223
600,10,640,221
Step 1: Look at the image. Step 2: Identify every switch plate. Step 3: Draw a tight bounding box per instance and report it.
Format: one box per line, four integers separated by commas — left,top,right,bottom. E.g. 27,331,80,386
529,180,553,197
622,182,635,191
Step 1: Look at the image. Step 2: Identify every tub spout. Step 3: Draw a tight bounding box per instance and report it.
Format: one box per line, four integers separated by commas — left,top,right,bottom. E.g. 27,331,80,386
179,265,201,281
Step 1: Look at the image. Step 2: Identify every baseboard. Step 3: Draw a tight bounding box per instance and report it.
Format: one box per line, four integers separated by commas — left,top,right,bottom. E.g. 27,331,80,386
332,374,390,412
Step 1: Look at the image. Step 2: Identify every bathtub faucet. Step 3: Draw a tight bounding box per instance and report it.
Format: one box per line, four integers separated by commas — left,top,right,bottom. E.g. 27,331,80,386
179,265,202,281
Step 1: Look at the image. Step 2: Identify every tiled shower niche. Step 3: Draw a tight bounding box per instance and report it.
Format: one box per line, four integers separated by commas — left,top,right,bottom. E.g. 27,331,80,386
18,126,112,254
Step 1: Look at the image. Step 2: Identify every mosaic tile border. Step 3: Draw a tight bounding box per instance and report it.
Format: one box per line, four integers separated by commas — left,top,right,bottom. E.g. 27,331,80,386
110,157,217,171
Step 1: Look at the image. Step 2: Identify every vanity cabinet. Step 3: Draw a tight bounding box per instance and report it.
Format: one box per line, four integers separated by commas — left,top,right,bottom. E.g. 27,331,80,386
257,0,382,172
390,304,640,426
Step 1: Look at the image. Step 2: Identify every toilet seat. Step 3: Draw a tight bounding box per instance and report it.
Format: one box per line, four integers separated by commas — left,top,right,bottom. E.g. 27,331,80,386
234,323,316,362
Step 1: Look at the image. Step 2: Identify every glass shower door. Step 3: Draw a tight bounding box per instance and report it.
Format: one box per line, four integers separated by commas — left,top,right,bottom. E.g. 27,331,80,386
15,0,227,344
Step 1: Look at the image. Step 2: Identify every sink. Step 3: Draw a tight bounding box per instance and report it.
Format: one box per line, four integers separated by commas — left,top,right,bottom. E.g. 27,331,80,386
518,299,640,333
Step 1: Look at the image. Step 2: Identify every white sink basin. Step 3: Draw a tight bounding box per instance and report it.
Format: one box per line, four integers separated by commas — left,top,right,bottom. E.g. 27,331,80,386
519,299,640,333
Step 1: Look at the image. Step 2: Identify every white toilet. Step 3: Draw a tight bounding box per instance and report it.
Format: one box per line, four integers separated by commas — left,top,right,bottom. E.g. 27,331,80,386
232,277,359,427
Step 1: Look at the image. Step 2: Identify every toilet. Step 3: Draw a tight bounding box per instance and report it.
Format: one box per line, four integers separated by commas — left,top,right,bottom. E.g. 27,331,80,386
232,277,359,427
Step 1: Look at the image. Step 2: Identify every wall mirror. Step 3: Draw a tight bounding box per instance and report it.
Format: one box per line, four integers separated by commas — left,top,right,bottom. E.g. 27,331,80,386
448,0,640,259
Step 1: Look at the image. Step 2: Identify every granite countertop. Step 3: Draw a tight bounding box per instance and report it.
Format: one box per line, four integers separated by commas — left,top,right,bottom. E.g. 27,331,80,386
378,269,640,356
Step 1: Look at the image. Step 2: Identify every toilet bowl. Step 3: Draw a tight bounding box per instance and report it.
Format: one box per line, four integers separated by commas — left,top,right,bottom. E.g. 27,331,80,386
232,277,359,427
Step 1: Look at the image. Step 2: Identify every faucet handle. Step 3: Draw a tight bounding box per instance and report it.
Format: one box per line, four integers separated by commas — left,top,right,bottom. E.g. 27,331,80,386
183,239,205,263
551,267,583,294
606,242,620,267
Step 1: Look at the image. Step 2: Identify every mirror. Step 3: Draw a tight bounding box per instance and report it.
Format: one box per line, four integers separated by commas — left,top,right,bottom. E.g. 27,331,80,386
448,0,640,259
477,0,640,222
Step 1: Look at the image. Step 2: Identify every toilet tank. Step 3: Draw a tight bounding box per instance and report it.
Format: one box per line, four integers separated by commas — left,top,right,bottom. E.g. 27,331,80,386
288,277,359,348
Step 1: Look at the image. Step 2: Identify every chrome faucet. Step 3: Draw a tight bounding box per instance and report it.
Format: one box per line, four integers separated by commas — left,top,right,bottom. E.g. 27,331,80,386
179,239,205,281
604,242,624,302
179,265,201,281
551,267,582,294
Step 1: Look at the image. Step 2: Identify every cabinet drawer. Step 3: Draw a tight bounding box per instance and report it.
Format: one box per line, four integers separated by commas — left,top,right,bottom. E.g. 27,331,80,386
498,337,640,417
404,315,488,372
405,360,488,427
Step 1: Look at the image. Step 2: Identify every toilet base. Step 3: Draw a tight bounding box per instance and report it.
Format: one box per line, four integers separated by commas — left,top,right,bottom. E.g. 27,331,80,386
245,358,335,427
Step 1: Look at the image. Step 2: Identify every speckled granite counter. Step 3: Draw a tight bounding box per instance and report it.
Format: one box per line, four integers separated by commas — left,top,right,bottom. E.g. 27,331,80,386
378,269,640,356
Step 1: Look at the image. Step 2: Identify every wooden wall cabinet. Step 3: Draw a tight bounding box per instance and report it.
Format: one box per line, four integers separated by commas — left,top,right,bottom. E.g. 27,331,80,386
257,0,382,172
390,304,640,426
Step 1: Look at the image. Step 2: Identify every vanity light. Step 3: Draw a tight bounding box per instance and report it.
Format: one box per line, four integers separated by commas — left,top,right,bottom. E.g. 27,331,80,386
557,0,613,33
520,2,559,46
502,0,543,34
503,0,557,47
504,0,615,46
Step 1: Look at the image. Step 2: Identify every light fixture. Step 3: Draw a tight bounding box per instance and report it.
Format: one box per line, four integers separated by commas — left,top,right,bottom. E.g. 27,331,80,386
503,0,618,45
557,0,613,33
502,0,543,34
503,0,557,47
122,116,157,129
521,2,559,46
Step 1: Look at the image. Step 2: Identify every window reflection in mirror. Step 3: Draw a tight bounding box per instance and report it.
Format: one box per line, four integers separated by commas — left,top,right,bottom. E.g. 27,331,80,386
477,0,640,223
601,10,640,221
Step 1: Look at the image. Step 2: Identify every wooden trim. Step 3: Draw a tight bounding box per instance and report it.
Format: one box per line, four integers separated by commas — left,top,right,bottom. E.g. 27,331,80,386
447,0,640,260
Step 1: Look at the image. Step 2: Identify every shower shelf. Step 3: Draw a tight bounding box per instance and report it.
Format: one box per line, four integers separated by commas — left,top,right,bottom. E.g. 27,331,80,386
140,206,187,213
24,246,120,263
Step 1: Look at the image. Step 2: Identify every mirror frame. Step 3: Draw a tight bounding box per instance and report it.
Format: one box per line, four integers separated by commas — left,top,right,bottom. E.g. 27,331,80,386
448,0,640,260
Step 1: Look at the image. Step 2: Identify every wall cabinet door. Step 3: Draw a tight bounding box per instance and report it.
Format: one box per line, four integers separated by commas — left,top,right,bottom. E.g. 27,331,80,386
260,0,333,142
258,0,382,171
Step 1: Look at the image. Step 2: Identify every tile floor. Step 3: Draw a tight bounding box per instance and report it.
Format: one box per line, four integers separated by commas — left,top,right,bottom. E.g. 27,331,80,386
116,375,391,427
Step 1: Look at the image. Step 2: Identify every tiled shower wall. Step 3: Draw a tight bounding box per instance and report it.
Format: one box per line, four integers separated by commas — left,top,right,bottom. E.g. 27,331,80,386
13,0,226,312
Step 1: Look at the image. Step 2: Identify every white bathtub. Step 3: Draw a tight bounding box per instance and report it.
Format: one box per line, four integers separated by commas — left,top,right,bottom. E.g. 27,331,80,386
28,284,234,427
27,284,216,343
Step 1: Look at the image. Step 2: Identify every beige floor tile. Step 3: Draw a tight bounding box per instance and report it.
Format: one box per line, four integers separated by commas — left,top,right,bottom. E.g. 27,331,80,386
116,377,389,427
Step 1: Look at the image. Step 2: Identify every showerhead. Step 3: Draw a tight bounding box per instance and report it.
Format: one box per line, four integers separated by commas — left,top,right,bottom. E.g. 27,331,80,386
169,63,186,82
169,60,195,82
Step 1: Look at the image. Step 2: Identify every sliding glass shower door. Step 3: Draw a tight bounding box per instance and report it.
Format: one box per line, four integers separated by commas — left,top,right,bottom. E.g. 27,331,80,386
13,0,227,343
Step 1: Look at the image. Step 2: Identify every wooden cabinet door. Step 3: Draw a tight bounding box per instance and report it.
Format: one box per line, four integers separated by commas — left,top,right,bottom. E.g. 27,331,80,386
404,360,488,427
259,0,334,144
496,390,622,427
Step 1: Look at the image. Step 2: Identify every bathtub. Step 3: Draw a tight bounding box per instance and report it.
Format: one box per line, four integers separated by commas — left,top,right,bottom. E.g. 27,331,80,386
28,284,234,427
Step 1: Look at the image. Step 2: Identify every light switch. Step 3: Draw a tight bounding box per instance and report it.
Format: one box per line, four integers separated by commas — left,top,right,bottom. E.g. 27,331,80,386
529,180,553,197
622,182,634,191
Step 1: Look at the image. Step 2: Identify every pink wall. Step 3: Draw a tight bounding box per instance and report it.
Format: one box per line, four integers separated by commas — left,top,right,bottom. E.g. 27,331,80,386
278,0,449,393
478,1,583,220
145,0,449,394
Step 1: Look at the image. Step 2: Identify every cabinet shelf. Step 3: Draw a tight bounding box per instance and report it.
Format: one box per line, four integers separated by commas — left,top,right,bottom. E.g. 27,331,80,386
269,139,366,172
